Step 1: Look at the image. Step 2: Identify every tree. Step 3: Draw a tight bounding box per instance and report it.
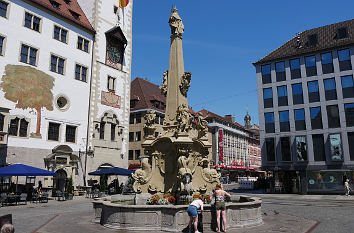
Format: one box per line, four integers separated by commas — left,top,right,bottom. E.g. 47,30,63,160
0,65,54,137
66,176,74,195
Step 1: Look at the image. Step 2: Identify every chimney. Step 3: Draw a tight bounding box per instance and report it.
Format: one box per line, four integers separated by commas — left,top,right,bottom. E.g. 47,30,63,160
224,114,234,123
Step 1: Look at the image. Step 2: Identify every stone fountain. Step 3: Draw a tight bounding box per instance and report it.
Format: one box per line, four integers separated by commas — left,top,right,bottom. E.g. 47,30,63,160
92,7,262,232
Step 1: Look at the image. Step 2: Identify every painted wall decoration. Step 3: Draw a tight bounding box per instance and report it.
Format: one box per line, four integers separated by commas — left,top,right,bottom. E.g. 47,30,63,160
0,65,54,138
101,91,121,109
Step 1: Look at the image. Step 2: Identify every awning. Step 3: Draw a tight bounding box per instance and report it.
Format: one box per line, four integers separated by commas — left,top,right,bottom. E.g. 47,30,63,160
0,164,57,177
88,167,134,176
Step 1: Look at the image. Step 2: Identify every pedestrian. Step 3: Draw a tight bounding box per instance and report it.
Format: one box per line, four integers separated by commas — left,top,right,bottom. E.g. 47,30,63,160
344,179,351,196
213,184,231,233
187,197,204,233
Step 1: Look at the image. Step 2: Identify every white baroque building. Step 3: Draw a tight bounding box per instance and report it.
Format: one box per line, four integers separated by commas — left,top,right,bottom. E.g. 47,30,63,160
0,0,95,191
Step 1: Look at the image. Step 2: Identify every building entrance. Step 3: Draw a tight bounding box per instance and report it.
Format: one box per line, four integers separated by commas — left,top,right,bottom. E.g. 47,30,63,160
53,169,67,193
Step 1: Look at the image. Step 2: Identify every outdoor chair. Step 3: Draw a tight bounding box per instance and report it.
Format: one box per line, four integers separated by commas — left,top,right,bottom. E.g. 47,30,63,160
85,190,92,198
56,191,65,201
92,190,100,198
19,193,27,205
32,193,39,203
40,192,49,203
0,193,7,206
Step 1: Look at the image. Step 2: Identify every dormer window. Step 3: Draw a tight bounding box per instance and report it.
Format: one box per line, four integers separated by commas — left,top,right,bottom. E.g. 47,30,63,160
64,0,71,4
307,34,318,46
70,10,80,20
336,27,348,39
50,1,60,9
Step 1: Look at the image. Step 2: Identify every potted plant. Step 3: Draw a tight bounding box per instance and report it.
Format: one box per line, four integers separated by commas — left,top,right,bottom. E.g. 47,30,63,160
66,176,74,200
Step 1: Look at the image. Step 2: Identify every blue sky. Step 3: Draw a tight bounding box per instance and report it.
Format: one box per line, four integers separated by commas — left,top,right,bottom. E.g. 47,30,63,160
131,0,354,125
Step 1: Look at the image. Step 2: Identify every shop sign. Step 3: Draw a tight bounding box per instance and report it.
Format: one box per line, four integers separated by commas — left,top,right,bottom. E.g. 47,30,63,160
218,129,223,162
231,161,244,166
56,157,67,165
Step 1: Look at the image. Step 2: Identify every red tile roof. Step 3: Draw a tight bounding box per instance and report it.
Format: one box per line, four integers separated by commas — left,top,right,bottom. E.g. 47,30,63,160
130,77,166,112
29,0,95,32
254,19,354,65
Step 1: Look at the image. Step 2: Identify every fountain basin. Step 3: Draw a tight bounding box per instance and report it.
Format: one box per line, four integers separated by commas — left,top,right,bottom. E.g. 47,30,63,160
93,195,262,232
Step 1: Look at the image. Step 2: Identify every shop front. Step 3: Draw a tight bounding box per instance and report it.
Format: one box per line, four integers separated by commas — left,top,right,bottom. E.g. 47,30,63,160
306,170,354,194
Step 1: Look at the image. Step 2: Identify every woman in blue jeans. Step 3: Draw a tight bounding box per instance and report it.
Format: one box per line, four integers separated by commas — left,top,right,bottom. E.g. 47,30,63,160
187,198,204,233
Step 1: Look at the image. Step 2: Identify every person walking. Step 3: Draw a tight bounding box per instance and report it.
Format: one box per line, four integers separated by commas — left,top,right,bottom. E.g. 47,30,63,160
344,179,351,196
187,197,203,233
213,184,231,233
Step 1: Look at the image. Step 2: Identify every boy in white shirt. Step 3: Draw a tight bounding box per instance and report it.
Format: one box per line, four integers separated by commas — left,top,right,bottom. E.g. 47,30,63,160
187,198,204,233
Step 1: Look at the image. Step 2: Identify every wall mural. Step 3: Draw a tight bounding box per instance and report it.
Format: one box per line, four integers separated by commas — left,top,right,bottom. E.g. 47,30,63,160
0,65,54,138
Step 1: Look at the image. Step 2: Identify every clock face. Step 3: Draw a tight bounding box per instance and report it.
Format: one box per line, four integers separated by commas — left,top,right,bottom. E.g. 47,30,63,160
108,47,121,63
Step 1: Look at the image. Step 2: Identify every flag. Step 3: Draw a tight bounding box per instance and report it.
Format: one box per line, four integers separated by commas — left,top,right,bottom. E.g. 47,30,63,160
119,0,129,8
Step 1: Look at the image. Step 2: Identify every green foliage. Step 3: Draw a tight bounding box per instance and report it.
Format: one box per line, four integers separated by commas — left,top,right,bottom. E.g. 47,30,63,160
66,176,74,194
100,175,107,192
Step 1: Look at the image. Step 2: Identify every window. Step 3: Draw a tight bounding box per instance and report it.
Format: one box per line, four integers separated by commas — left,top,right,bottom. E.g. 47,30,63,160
347,132,354,161
265,138,275,161
275,61,286,82
65,125,76,143
329,133,343,161
24,12,41,32
0,1,8,18
321,52,334,74
305,55,317,77
326,105,340,128
264,112,274,133
0,36,4,56
263,88,273,108
0,113,4,132
111,123,116,141
307,81,320,103
345,103,354,127
48,122,60,141
280,137,291,161
323,78,337,100
277,85,288,106
290,58,301,79
107,76,116,92
295,136,307,161
341,75,354,98
50,55,65,74
294,109,306,131
128,150,134,160
136,114,141,124
312,134,325,161
261,64,271,84
129,132,134,142
338,49,352,71
292,83,303,105
279,110,290,132
70,10,80,20
135,131,141,141
135,150,141,159
20,44,37,66
77,36,89,52
53,26,67,43
129,114,134,124
99,122,105,140
336,27,348,39
75,64,87,82
9,118,28,137
307,34,318,46
50,0,60,9
310,107,322,129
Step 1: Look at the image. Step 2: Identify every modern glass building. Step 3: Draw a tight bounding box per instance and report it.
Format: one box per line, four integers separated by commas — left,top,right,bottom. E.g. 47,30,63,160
254,19,354,194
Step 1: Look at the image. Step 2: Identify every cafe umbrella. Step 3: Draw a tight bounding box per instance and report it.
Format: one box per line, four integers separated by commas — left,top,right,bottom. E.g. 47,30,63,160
0,164,57,192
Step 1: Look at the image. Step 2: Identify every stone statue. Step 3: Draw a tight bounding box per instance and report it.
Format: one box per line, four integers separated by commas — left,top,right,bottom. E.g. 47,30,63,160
176,104,192,133
160,71,168,97
169,8,184,36
179,72,191,97
200,157,221,183
132,156,152,185
143,110,156,138
195,112,208,139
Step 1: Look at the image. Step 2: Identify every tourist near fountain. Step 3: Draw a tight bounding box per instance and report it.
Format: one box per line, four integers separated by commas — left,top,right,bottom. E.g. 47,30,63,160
93,7,262,232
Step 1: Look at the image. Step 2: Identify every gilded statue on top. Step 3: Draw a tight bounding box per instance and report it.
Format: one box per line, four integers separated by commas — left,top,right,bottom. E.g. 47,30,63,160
169,8,184,37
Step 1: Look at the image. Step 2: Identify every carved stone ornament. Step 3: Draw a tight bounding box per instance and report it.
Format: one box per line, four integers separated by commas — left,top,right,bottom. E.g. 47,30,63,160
176,104,193,133
169,8,184,37
131,156,152,185
195,112,208,139
179,72,191,97
160,71,168,97
200,157,221,183
143,110,156,138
